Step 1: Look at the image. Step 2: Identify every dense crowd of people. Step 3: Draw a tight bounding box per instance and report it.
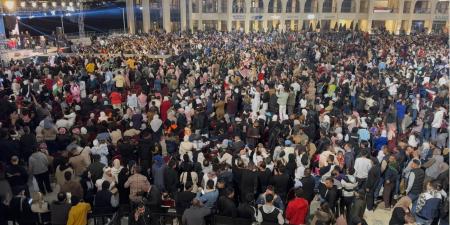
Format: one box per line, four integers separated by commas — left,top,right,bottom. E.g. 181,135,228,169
0,29,448,225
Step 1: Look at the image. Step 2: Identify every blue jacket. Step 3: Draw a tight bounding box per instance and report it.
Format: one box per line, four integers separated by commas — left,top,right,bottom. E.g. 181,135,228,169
196,190,219,208
416,192,442,220
374,136,388,151
396,102,406,120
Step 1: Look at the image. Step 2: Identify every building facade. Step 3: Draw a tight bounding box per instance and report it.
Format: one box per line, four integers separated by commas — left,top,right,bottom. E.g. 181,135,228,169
127,0,449,34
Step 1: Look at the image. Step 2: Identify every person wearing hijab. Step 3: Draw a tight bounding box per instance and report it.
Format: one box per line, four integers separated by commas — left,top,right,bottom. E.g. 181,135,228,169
95,167,116,191
389,196,412,225
150,114,163,142
111,159,123,183
151,155,166,191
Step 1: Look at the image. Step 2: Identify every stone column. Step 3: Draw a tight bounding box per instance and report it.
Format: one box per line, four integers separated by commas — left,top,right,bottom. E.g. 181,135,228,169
189,0,194,31
142,0,150,33
162,0,171,32
126,0,135,34
245,0,251,32
180,0,187,31
199,0,204,30
280,0,287,31
227,0,233,31
263,0,269,31
367,0,375,33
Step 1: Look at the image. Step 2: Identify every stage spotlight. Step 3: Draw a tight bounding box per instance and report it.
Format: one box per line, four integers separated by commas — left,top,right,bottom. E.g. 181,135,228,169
42,2,48,8
52,2,57,7
20,1,26,8
61,2,66,7
76,2,80,6
69,2,73,7
4,0,15,11
17,16,21,20
31,2,37,8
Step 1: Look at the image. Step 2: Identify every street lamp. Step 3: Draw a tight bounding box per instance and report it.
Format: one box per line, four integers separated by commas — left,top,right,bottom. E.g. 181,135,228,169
122,7,126,33
4,0,15,11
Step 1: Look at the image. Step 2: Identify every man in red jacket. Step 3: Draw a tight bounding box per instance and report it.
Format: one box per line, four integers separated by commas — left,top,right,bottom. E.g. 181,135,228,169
286,188,309,225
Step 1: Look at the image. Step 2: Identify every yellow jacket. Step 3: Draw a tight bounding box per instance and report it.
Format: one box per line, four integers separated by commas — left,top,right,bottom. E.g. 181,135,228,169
86,63,95,74
66,202,91,225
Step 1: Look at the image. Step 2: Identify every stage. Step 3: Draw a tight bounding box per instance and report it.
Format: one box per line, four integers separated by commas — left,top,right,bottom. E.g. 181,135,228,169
0,47,58,60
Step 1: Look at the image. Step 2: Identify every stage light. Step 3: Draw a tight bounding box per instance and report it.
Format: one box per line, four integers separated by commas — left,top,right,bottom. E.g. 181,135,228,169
20,1,26,8
17,16,21,20
52,2,57,7
4,0,15,11
42,2,48,8
31,2,37,8
50,10,56,15
76,2,80,6
61,2,66,7
69,2,73,7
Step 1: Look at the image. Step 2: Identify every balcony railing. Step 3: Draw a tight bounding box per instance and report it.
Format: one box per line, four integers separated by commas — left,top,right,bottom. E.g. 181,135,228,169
341,6,356,13
250,7,264,13
373,7,398,13
436,8,449,14
322,6,336,13
414,8,431,13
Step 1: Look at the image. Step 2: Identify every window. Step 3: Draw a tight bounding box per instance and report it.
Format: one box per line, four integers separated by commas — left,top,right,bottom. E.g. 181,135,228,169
341,0,354,13
322,0,333,12
436,1,449,14
268,0,282,13
286,0,301,13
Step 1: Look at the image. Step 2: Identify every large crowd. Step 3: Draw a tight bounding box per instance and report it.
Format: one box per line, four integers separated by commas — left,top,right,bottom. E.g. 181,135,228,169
0,29,448,225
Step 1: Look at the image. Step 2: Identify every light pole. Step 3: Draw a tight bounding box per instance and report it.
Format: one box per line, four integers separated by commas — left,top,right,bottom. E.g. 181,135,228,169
122,7,126,33
61,15,64,34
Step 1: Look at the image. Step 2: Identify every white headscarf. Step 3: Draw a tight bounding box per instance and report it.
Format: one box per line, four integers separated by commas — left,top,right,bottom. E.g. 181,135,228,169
150,115,163,132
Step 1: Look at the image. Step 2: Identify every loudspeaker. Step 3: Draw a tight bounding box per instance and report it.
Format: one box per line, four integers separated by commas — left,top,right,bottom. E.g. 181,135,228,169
4,16,16,30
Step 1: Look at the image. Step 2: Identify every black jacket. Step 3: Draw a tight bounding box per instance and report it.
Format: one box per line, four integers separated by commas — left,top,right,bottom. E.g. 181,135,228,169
365,164,381,191
318,183,338,213
237,203,256,221
176,191,196,215
217,196,237,217
163,167,179,194
300,175,316,203
271,173,291,198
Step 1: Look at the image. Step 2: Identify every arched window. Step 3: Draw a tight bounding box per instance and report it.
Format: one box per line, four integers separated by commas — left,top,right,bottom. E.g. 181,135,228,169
414,0,430,13
304,0,316,13
341,0,355,12
322,0,334,12
203,0,219,13
250,0,264,13
286,0,301,13
232,0,246,13
268,0,282,13
436,0,449,14
192,0,199,13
